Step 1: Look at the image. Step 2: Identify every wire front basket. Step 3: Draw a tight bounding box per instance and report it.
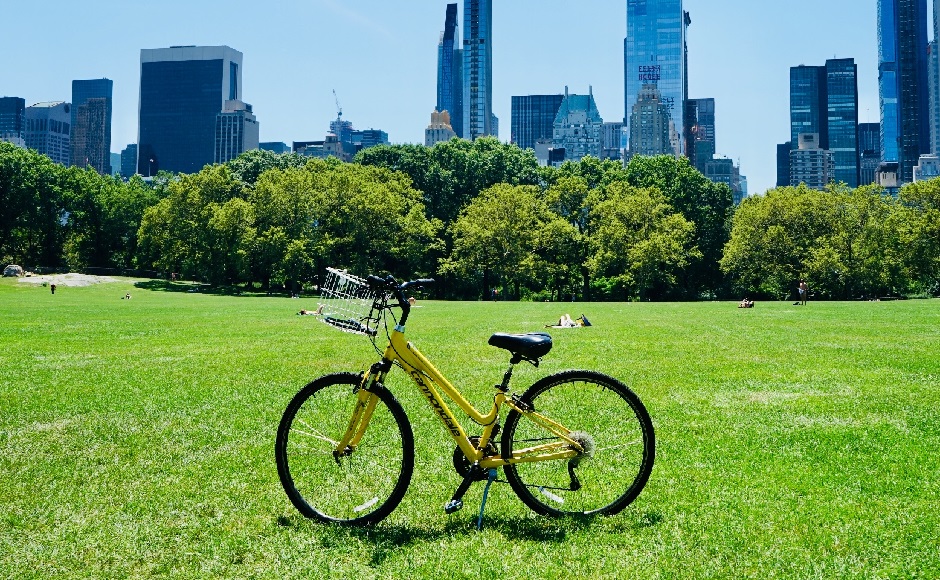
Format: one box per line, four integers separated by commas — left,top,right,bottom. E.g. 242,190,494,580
315,268,384,336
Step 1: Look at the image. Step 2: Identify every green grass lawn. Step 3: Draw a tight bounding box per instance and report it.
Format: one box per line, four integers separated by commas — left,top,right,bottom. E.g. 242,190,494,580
1,277,938,579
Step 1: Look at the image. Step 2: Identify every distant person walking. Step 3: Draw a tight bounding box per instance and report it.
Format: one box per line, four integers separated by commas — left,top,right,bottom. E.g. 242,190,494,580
50,283,56,295
798,280,808,305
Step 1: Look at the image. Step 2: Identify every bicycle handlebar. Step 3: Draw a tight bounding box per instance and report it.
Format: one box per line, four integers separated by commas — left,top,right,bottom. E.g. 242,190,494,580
366,274,435,326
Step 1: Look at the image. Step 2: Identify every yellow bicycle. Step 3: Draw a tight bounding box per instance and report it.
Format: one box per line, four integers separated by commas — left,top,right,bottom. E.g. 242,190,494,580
275,268,655,526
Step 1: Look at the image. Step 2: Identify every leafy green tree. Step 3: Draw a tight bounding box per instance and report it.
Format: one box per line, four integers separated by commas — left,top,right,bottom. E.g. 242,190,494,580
137,165,245,280
722,185,841,299
586,182,700,300
802,185,901,299
0,142,67,267
442,184,559,299
624,155,733,297
356,137,541,226
226,149,307,187
893,177,940,294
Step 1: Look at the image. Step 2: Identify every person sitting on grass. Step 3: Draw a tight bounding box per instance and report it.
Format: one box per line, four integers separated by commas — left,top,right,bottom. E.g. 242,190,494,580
738,298,754,308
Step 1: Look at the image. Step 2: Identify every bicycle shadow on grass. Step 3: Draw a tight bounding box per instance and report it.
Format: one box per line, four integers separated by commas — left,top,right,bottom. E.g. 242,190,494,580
276,509,663,565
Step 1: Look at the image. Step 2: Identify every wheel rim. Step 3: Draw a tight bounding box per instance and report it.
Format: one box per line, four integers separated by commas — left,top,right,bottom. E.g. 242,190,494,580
279,379,411,524
504,374,652,516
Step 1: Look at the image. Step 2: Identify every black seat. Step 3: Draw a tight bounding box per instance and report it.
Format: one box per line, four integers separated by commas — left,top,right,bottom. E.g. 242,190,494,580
488,332,552,360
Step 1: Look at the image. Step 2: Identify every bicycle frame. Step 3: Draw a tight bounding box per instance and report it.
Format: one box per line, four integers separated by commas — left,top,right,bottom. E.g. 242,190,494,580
333,325,584,468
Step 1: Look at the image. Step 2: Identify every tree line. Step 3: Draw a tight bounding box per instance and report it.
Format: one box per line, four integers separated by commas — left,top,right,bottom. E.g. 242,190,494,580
2,140,938,300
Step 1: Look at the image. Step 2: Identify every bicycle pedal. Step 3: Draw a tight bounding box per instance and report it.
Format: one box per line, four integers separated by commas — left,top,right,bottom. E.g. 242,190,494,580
444,499,464,514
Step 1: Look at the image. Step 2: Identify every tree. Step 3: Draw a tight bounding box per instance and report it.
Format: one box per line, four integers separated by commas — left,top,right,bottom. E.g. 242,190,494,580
441,184,551,299
624,155,733,297
226,149,307,187
892,177,940,294
0,142,67,267
586,182,700,300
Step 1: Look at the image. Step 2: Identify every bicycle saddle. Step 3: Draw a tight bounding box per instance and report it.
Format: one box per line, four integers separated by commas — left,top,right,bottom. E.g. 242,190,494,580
488,332,553,360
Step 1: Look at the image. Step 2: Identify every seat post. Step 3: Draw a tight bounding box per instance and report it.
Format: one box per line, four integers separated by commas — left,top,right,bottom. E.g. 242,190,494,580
497,363,516,392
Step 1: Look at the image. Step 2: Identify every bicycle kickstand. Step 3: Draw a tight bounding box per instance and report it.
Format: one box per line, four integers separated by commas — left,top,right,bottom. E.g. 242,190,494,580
476,468,498,531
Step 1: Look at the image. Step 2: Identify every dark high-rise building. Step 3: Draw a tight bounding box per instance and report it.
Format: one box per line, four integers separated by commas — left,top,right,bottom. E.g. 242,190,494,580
777,142,792,187
625,0,687,156
138,45,243,175
826,59,860,187
687,97,715,172
510,94,563,151
463,0,493,140
789,59,859,187
0,97,26,143
259,142,291,154
437,3,463,138
120,144,138,178
878,0,930,183
71,78,113,175
858,122,882,185
790,65,828,148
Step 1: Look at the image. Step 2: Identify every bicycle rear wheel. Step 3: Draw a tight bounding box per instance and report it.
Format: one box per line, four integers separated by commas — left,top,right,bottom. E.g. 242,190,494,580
501,370,654,517
275,372,414,525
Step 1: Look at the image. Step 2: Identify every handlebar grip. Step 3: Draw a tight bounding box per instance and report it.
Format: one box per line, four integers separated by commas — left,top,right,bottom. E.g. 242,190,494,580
415,278,435,286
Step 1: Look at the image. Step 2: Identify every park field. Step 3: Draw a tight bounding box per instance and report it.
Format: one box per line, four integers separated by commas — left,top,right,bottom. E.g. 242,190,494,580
1,277,938,579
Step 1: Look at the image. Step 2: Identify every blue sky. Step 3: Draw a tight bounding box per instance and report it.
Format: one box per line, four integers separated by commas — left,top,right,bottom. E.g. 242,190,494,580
0,1,917,196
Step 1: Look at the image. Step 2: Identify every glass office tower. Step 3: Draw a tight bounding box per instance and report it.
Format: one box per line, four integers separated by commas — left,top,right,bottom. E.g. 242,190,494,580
687,97,715,172
624,0,687,156
138,46,243,175
878,0,929,183
826,59,860,187
790,65,828,148
463,0,493,140
71,78,113,175
789,60,859,187
0,97,26,142
510,94,564,151
437,3,463,138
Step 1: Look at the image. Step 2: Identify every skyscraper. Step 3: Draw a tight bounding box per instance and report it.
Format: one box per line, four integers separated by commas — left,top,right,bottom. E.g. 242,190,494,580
71,78,113,175
627,84,673,157
624,0,687,157
120,144,138,179
826,59,860,187
552,87,604,162
878,0,930,183
790,65,828,148
214,100,259,164
437,3,463,139
789,59,859,187
138,45,244,175
463,0,493,140
0,97,26,145
687,97,715,172
25,102,70,166
510,94,564,151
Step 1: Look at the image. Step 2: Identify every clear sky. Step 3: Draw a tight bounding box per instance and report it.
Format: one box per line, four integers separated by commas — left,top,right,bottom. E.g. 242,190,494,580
1,1,921,196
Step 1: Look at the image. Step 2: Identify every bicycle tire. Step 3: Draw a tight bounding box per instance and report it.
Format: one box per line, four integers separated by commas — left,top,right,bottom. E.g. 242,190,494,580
501,369,655,517
275,372,414,526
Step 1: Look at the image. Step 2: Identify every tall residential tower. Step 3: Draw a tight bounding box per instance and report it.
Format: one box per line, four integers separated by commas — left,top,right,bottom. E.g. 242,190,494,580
463,0,494,140
624,0,687,157
437,3,463,139
878,0,930,183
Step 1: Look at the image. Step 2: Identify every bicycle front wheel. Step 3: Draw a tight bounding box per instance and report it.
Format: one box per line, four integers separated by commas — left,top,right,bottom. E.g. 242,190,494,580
275,372,414,525
501,370,654,517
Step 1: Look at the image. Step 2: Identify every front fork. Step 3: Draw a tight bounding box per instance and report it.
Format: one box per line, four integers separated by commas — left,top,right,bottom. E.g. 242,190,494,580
333,361,391,462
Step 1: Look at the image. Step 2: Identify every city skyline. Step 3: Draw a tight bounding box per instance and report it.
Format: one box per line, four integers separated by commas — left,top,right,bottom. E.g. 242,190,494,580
1,1,918,196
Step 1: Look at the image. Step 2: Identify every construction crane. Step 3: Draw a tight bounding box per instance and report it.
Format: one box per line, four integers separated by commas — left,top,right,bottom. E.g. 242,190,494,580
333,89,342,120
